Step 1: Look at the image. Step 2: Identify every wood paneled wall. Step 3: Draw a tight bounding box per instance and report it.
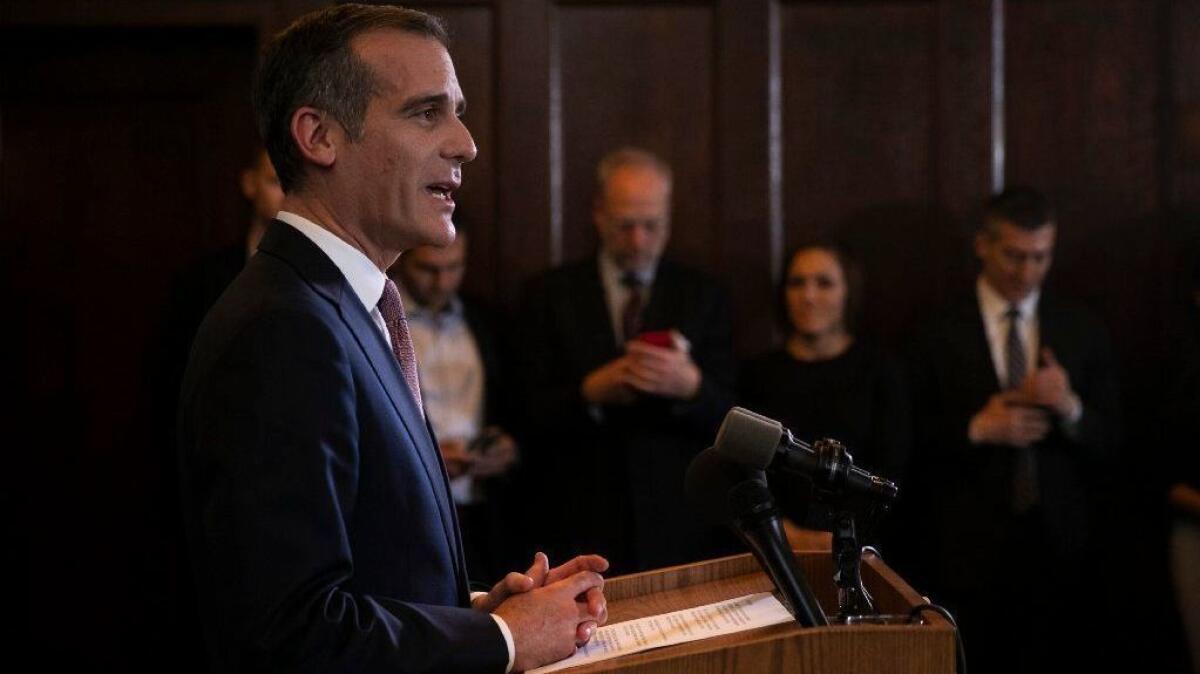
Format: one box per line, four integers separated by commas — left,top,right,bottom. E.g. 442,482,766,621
4,0,1197,671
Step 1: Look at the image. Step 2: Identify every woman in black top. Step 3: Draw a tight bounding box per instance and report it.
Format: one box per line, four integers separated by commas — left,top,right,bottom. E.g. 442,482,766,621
741,242,909,536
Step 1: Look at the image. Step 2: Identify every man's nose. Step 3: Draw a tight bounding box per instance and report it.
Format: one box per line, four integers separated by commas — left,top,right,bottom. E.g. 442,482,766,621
628,225,649,250
1016,258,1039,280
445,115,477,163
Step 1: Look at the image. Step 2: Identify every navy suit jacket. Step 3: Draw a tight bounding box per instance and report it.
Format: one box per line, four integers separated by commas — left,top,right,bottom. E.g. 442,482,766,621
178,221,507,673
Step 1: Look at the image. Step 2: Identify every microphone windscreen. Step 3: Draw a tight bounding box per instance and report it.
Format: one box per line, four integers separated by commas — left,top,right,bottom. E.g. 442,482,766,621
714,407,783,469
684,447,766,525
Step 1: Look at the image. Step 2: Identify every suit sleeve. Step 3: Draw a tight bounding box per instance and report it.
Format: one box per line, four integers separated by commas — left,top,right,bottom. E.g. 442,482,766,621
1061,315,1122,467
181,307,507,674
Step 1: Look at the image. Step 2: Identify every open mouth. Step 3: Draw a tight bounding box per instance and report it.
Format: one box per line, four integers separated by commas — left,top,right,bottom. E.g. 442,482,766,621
426,182,458,203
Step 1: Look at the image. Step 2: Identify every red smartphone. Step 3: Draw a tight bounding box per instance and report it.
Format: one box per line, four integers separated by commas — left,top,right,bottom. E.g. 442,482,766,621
637,329,674,348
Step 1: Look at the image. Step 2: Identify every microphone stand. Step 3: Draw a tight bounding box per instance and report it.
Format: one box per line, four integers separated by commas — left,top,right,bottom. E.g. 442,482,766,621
733,497,829,627
831,508,875,618
729,480,829,627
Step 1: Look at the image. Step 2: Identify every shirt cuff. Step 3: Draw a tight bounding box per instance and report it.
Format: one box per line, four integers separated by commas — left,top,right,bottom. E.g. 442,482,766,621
470,592,515,673
490,614,516,673
1059,394,1084,439
1064,394,1084,425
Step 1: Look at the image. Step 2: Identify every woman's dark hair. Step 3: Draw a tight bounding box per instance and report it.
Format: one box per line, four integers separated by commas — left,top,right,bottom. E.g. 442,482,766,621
776,241,864,336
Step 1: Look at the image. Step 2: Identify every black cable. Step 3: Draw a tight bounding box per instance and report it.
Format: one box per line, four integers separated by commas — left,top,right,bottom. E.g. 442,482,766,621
910,603,967,674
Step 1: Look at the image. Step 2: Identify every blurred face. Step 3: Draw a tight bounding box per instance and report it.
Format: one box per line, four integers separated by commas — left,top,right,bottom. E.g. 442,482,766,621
975,220,1056,303
593,165,671,273
394,235,466,312
240,151,284,222
336,31,477,251
785,248,848,339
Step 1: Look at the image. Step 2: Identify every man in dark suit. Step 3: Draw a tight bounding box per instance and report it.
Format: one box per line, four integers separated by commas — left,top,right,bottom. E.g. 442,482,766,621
178,5,607,672
907,187,1120,674
390,230,522,582
520,147,736,575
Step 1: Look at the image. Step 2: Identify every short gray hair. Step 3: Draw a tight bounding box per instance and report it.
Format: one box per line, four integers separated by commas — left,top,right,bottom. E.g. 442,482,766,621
595,147,673,197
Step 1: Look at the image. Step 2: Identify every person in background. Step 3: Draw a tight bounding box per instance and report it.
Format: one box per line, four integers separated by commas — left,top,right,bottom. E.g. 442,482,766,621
166,148,284,360
740,242,909,550
390,229,521,583
519,147,736,574
907,187,1120,674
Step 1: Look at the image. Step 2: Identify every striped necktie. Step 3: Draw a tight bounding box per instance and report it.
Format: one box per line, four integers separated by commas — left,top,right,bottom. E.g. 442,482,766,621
378,279,424,416
1006,305,1038,512
620,273,645,342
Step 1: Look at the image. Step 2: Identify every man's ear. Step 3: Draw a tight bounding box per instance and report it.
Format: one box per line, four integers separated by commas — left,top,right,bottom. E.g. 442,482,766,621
289,106,338,169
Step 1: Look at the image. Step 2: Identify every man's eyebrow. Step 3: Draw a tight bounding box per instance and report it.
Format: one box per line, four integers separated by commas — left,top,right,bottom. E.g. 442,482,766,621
399,93,467,116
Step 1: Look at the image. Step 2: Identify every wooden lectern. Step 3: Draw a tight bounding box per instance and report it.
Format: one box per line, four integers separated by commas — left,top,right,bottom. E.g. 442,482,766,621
563,552,955,673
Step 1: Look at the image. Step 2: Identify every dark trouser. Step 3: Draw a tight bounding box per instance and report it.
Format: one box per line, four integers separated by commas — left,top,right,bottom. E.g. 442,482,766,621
945,509,1095,674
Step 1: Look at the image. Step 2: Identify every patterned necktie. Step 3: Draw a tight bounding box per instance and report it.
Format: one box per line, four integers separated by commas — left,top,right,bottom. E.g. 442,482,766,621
378,279,424,415
620,273,645,342
1006,305,1038,512
1005,306,1027,390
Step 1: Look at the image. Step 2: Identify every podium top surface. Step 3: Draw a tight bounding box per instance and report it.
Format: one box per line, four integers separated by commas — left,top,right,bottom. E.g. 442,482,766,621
558,552,955,674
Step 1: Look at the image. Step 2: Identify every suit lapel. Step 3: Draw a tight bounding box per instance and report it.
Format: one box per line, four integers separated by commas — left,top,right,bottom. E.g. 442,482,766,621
640,260,678,333
962,297,1003,392
259,221,463,581
579,262,621,354
336,291,463,572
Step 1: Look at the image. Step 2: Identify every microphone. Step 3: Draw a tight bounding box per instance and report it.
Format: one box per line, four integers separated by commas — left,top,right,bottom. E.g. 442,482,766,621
714,407,899,503
684,447,828,627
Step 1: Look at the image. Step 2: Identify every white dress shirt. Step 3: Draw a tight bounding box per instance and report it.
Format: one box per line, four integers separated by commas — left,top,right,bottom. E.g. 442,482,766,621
976,275,1040,387
275,212,514,672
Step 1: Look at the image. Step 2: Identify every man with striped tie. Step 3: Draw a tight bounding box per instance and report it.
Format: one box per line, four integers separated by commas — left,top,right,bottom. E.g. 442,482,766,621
907,187,1121,674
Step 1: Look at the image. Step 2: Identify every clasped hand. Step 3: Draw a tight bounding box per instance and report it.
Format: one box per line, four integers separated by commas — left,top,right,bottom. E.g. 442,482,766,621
474,552,610,671
969,348,1080,447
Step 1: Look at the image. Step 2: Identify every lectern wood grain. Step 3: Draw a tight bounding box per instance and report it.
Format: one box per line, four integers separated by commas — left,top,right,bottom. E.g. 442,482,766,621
560,552,954,674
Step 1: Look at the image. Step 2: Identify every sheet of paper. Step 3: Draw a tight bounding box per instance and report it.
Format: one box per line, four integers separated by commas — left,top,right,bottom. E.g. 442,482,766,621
527,592,793,674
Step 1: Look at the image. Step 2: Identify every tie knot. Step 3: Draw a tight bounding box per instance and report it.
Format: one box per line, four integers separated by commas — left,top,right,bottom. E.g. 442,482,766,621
1005,305,1021,322
621,272,644,290
379,279,407,321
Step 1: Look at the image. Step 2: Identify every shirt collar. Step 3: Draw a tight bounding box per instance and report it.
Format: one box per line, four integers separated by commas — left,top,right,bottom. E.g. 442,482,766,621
276,211,388,314
977,275,1040,321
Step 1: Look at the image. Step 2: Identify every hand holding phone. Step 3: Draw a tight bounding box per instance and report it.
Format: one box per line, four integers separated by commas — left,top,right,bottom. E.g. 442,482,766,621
634,329,690,353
